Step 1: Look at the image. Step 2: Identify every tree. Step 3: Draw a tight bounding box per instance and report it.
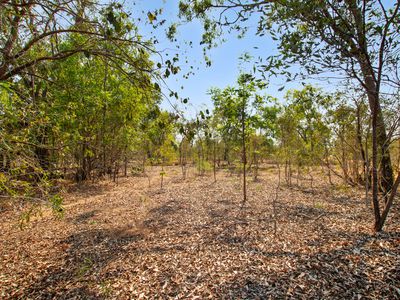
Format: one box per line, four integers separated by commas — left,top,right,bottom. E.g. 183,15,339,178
210,73,265,205
0,1,154,82
178,0,400,231
0,15,163,216
276,86,331,188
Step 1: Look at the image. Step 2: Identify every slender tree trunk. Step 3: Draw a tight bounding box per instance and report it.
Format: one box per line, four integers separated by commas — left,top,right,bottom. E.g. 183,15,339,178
160,164,164,189
377,171,400,230
101,56,109,177
327,161,333,185
340,133,349,183
356,103,367,184
123,145,128,177
113,161,118,183
397,138,400,172
213,139,217,182
242,107,247,205
124,156,128,177
142,149,147,174
285,159,289,185
273,161,281,236
324,145,333,185
296,164,300,186
365,123,371,208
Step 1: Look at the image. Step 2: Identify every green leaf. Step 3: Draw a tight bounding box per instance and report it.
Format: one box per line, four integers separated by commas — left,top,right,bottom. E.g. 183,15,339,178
147,12,156,23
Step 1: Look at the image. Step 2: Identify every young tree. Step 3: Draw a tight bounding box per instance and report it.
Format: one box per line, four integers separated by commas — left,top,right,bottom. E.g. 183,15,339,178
276,86,331,188
210,73,265,205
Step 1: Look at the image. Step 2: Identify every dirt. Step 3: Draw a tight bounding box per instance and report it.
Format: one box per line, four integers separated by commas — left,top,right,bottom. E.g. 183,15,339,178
1,166,399,299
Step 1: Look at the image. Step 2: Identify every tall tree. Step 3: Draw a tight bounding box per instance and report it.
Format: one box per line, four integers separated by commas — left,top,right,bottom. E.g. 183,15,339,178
0,1,154,82
178,0,400,231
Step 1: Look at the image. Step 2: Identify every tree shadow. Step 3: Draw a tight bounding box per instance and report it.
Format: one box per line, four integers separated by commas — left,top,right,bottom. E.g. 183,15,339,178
279,203,334,222
70,209,99,224
24,227,144,299
217,230,400,299
20,183,400,299
327,195,359,206
65,182,114,198
142,200,186,230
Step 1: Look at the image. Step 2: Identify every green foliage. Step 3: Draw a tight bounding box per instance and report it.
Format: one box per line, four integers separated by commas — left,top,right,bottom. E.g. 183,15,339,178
195,158,212,174
19,205,42,230
209,73,276,164
178,1,400,86
50,195,64,218
277,86,331,166
0,2,170,223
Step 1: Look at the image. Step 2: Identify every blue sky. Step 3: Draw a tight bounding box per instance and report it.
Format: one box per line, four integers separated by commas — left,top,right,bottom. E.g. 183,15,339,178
123,0,285,116
124,0,398,118
126,1,337,117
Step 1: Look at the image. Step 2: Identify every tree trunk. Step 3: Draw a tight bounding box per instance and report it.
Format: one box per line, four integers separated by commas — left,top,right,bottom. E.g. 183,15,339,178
324,144,333,185
0,153,10,173
365,133,370,208
296,164,300,186
363,74,382,231
376,171,400,231
242,107,247,205
124,156,128,177
358,62,393,231
356,103,367,184
285,159,289,185
360,65,393,197
213,139,217,182
340,133,350,183
113,161,118,183
397,138,400,171
35,145,50,171
273,161,280,236
160,164,164,189
253,138,258,181
372,107,381,231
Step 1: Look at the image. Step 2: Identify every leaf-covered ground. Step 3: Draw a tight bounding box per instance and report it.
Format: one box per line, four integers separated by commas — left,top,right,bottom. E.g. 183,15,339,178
1,166,399,299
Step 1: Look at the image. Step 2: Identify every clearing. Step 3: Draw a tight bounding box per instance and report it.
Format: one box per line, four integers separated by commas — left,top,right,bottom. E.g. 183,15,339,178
1,166,399,299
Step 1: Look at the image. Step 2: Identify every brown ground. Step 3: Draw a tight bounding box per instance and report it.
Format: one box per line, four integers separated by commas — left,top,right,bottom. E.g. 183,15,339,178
1,166,399,299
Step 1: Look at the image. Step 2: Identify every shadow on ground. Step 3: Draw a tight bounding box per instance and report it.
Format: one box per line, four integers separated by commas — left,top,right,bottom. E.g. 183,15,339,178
24,227,143,299
20,177,400,299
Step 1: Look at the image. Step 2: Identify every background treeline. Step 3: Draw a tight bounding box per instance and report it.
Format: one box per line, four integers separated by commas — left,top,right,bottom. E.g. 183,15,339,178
173,79,400,197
